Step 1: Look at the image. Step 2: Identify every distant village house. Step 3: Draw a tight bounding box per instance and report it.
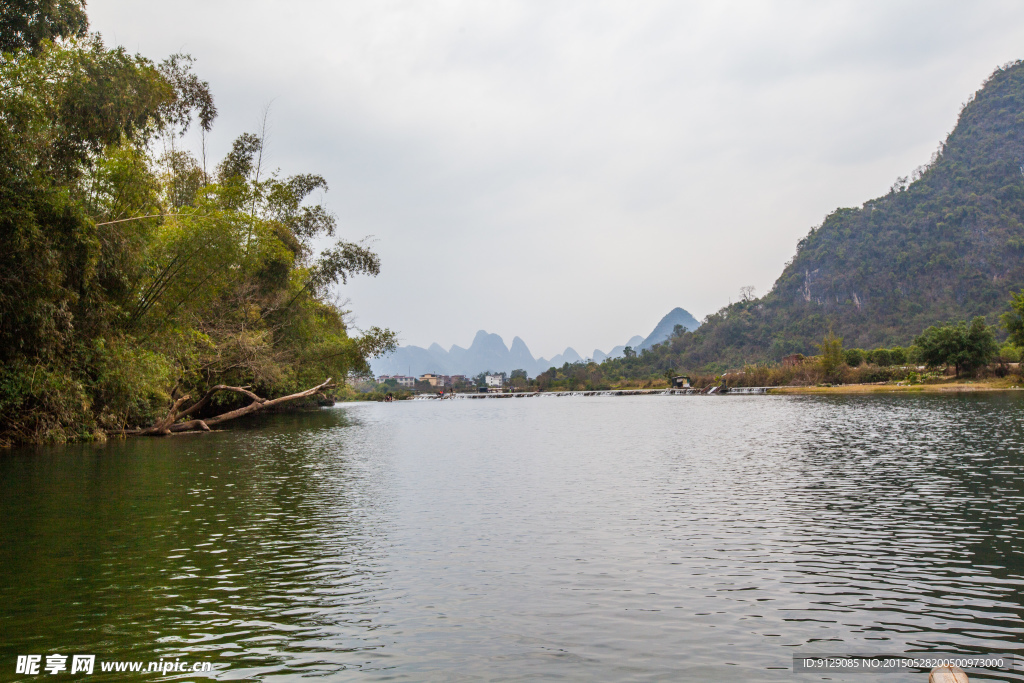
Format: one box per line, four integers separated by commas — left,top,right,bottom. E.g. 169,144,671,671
377,375,415,388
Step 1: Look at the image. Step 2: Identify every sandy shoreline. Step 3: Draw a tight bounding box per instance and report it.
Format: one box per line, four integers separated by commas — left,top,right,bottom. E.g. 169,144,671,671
766,381,1022,394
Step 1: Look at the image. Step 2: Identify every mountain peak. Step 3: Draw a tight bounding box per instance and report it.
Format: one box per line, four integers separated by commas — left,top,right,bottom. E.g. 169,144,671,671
650,61,1024,364
470,330,508,353
638,308,700,351
371,314,697,377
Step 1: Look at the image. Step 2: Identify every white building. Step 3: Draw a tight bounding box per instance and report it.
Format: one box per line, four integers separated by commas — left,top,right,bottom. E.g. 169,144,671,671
378,375,415,388
485,374,505,388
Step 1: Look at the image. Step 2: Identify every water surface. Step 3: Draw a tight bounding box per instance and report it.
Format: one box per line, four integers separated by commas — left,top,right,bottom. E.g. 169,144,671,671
2,394,1023,681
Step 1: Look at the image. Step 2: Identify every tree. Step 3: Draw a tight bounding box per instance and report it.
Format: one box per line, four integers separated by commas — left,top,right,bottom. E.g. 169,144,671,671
914,317,997,377
961,318,998,376
869,348,892,367
889,347,908,365
1001,290,1024,347
509,369,528,391
843,348,864,367
623,346,636,359
816,332,844,380
0,0,88,53
0,3,396,444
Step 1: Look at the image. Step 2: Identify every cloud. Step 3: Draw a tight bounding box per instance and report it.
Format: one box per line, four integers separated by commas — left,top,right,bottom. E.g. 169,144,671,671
90,0,1024,356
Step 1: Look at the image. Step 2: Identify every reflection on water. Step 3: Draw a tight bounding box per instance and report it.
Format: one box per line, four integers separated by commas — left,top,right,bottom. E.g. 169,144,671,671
2,395,1023,681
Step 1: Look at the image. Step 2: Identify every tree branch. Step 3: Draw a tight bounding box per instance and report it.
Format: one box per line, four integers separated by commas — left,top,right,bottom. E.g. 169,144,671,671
120,378,335,436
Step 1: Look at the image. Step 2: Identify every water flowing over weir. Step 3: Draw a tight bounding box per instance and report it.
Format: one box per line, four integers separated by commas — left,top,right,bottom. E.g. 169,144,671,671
410,387,771,400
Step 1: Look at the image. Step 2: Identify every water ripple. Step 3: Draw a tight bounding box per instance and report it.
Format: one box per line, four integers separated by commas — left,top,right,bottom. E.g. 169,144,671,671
2,395,1024,680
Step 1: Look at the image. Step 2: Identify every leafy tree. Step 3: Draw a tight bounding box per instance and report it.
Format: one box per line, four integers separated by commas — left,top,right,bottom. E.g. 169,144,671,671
0,0,87,53
843,348,864,367
998,344,1021,363
1001,290,1024,347
914,317,998,377
816,332,844,379
0,3,395,444
869,348,892,367
509,369,528,391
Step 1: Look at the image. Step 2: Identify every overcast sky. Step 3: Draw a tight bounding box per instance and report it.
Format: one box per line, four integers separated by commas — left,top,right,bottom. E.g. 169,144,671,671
91,0,1024,358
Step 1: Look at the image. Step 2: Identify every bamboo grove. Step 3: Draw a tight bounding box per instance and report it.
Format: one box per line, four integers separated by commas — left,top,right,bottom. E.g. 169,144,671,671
0,2,395,444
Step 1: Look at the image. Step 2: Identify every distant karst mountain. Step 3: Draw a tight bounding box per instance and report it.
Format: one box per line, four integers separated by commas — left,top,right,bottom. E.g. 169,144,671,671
591,336,644,363
371,330,556,378
370,307,701,377
636,307,701,352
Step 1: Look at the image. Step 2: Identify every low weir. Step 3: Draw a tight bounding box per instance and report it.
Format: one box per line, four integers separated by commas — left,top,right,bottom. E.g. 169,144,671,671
410,387,770,400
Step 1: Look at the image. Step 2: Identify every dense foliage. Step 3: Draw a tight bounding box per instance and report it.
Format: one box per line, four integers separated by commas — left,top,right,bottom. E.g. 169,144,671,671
0,2,394,445
0,0,87,53
595,315,1010,386
624,60,1024,374
914,317,998,377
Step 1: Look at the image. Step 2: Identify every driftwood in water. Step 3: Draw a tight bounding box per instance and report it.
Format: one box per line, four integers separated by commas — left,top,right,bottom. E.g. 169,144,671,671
121,378,335,436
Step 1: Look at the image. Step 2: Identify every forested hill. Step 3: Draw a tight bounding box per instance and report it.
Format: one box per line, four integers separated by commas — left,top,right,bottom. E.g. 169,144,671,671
663,59,1024,369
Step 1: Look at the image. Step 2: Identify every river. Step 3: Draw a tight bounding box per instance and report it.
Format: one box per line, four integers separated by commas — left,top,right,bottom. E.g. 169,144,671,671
2,394,1023,681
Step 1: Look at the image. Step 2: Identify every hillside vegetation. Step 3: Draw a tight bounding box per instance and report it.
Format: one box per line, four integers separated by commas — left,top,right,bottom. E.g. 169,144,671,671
628,60,1024,374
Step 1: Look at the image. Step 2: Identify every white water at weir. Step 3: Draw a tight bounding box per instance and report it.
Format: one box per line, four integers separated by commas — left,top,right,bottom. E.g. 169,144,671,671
410,387,770,400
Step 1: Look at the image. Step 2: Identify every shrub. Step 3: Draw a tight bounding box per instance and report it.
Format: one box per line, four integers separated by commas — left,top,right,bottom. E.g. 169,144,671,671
0,361,94,446
906,345,923,364
999,344,1021,363
89,338,174,431
817,332,844,380
869,348,893,367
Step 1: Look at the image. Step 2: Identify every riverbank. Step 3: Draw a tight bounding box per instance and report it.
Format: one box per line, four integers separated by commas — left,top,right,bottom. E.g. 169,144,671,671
767,378,1023,394
388,378,1024,400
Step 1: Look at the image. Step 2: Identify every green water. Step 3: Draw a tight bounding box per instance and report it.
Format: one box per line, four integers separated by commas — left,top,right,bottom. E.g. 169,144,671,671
2,395,1023,680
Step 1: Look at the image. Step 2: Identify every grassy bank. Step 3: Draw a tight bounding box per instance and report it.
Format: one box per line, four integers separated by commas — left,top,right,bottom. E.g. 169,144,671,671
767,378,1023,394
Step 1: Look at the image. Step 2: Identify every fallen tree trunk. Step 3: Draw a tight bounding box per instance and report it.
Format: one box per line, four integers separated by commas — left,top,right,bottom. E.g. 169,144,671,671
120,378,335,436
